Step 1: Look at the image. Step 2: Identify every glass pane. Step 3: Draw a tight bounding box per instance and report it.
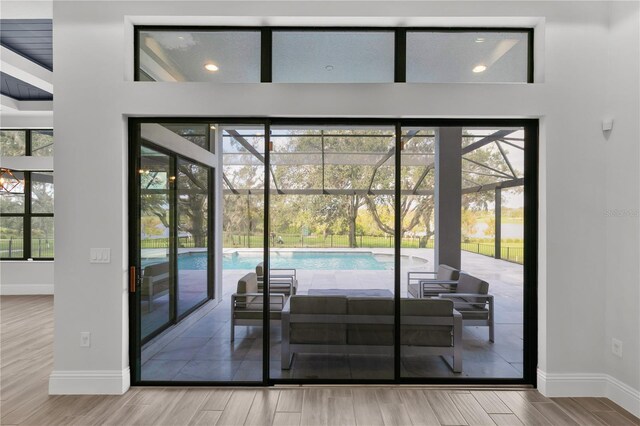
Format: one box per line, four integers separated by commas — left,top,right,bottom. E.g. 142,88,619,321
407,31,529,83
459,126,525,379
0,216,24,258
159,123,209,150
270,125,395,380
31,172,54,214
31,130,54,156
176,159,209,316
221,124,265,382
137,30,261,82
400,126,526,380
271,128,323,191
0,130,26,156
0,170,25,214
273,31,395,82
139,145,172,342
31,217,54,258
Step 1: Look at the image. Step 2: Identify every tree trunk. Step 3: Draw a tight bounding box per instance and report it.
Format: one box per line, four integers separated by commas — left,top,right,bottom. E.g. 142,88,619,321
348,219,357,247
348,195,360,247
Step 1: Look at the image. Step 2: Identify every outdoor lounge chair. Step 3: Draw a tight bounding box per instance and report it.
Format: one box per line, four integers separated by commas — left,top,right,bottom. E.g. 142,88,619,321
435,272,495,342
281,295,462,373
256,262,298,296
230,272,287,341
407,264,460,298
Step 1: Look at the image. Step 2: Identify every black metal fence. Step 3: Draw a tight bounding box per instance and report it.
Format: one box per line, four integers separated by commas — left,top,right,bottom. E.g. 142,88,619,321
220,233,524,264
0,238,54,258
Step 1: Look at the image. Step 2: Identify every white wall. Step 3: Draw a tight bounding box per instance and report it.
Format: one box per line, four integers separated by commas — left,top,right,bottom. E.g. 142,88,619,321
0,261,54,295
603,1,640,411
49,0,639,413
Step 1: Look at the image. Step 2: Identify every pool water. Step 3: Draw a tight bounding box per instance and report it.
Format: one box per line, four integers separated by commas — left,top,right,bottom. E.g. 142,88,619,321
226,251,392,270
143,251,394,270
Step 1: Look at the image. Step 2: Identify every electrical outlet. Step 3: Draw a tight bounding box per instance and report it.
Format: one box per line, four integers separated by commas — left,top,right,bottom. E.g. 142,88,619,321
612,338,623,358
80,332,91,347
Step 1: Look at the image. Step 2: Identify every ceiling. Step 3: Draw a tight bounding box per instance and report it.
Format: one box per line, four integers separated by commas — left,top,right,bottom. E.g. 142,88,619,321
0,19,53,106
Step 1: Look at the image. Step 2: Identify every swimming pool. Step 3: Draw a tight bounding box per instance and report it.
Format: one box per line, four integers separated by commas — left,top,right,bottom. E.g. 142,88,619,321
225,251,393,270
142,250,430,271
143,251,395,270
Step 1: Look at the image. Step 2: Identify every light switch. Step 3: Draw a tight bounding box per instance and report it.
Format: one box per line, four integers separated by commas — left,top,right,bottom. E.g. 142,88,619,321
90,248,111,263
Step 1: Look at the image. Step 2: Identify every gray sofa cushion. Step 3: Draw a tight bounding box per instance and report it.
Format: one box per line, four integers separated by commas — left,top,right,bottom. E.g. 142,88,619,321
290,296,347,344
456,273,489,308
437,264,460,281
400,299,453,347
347,297,394,346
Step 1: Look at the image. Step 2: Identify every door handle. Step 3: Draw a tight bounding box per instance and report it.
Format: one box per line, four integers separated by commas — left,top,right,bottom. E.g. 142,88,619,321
130,266,136,293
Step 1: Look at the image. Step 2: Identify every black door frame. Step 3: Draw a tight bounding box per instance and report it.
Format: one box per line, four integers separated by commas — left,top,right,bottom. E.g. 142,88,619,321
128,117,538,387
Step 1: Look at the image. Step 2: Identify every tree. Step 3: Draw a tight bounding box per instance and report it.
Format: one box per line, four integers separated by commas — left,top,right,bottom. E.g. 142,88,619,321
177,161,208,247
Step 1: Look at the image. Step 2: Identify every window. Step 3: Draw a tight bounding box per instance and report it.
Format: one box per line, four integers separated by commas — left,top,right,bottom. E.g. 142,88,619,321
406,31,530,83
272,31,395,82
137,29,261,82
0,131,26,156
0,170,54,259
0,129,54,156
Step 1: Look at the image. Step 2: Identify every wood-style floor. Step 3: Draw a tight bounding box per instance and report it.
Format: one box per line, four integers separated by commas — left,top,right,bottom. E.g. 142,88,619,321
1,296,638,426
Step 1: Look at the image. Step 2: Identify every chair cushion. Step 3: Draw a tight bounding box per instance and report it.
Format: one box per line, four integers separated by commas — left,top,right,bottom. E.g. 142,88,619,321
456,273,489,308
237,272,258,294
255,262,264,277
437,264,460,281
290,296,347,345
347,297,394,346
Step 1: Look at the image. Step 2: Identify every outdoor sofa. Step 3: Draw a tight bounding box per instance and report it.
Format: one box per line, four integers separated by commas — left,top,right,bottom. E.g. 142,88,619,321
281,295,463,372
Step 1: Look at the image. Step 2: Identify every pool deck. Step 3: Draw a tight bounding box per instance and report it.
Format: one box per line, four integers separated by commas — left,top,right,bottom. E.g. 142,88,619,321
141,249,524,381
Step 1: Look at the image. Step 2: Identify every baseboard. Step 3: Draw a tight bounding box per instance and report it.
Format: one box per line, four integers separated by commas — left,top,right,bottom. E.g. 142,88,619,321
538,370,640,417
0,284,54,295
49,368,130,395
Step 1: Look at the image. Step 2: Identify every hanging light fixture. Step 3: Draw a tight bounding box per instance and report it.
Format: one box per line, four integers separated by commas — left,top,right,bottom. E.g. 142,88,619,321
0,168,23,193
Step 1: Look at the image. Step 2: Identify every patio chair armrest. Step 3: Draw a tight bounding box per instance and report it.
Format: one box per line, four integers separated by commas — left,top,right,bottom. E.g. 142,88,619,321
271,268,296,278
438,293,492,300
408,271,437,278
270,275,294,282
420,280,458,286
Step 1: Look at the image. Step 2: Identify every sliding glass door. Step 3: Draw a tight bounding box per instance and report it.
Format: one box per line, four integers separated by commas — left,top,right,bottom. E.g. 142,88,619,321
268,125,396,381
130,118,537,386
131,132,214,383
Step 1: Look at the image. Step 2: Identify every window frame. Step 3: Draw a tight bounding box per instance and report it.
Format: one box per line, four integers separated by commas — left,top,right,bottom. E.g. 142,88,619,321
0,170,54,261
134,26,534,84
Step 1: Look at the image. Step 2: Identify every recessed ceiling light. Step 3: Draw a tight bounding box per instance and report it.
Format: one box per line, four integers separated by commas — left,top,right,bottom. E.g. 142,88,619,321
325,65,334,71
473,65,487,73
204,63,219,72
475,37,485,43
